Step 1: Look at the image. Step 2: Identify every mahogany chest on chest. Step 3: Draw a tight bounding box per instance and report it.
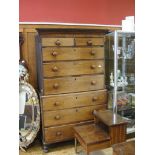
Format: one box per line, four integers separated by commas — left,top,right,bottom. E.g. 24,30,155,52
35,29,109,151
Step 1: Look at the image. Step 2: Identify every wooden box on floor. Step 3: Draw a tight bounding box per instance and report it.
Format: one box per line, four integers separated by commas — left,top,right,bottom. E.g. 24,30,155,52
73,110,128,155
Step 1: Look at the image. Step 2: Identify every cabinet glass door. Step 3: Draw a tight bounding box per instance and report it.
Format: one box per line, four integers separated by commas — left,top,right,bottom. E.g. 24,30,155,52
105,30,135,136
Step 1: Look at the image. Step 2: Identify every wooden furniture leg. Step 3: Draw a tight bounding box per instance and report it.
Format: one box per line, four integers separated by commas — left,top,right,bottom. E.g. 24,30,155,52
43,145,49,153
86,150,89,155
75,137,78,154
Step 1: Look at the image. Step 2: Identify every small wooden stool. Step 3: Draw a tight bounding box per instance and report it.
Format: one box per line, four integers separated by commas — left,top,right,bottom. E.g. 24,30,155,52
73,124,110,155
73,110,128,155
93,110,128,145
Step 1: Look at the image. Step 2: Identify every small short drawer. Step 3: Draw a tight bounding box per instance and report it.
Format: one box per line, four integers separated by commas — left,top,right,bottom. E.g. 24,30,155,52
43,105,104,127
41,38,74,46
75,38,104,46
44,124,73,143
43,60,104,77
44,121,93,143
41,90,108,111
43,75,105,95
42,47,104,61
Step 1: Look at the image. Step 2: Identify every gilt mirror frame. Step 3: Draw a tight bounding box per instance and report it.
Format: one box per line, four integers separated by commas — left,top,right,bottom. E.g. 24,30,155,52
19,80,40,149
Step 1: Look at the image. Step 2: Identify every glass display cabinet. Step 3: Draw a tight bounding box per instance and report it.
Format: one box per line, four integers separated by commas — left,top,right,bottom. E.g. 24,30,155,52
105,30,135,136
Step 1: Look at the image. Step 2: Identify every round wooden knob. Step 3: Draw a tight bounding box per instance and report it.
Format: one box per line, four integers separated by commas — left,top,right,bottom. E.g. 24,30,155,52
52,66,58,72
54,101,60,106
91,80,96,85
92,96,98,101
55,40,61,46
90,50,95,55
87,40,93,46
53,83,59,89
56,131,62,136
51,51,58,57
90,64,96,69
55,115,61,120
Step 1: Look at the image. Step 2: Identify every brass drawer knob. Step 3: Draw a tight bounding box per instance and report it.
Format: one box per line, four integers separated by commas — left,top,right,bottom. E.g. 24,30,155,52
90,50,96,55
92,96,98,101
91,80,96,85
52,66,59,72
56,131,62,136
51,51,58,57
55,40,61,46
87,40,93,46
55,115,61,120
54,101,60,106
53,83,59,89
90,64,96,69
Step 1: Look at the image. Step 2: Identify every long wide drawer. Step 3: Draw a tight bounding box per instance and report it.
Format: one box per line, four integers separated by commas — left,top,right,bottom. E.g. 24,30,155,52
41,90,108,111
43,60,104,77
43,74,105,95
42,47,104,61
41,38,74,47
75,38,104,46
44,121,93,143
43,105,104,127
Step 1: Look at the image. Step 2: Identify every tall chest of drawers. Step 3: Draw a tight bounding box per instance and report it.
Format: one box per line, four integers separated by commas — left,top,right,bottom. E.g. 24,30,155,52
35,29,108,152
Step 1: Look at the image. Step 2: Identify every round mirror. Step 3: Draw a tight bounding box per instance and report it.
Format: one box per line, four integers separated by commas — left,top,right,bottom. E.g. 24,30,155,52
19,81,40,149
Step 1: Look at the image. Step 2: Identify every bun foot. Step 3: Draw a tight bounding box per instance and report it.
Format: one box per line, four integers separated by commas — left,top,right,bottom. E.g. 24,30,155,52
43,145,49,153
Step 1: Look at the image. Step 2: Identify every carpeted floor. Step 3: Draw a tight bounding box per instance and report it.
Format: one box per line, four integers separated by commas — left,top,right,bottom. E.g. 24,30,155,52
20,138,135,155
19,139,113,155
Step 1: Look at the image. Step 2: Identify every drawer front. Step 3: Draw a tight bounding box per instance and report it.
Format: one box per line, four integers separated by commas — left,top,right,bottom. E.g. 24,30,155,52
43,60,104,77
43,105,104,127
44,121,93,143
42,90,107,111
41,38,74,47
75,38,104,46
44,124,73,143
42,47,104,61
43,75,105,95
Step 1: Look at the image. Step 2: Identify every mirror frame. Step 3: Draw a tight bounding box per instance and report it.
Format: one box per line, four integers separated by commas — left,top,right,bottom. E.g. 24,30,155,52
19,80,40,149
